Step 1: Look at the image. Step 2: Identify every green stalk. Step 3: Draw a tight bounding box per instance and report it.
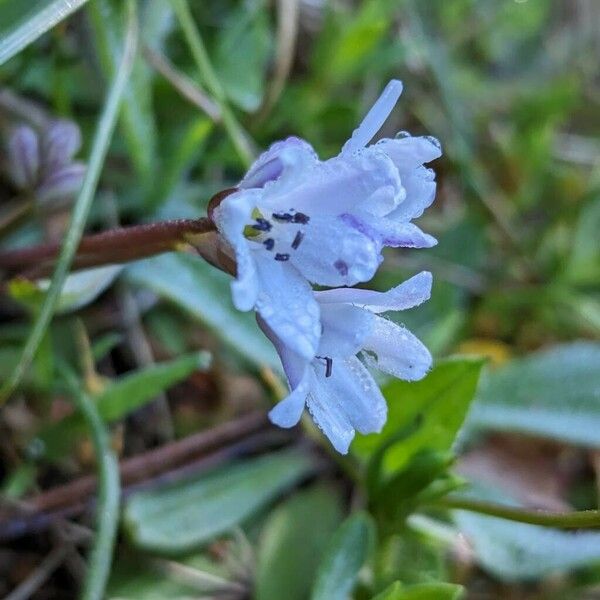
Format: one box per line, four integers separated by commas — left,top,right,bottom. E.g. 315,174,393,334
0,0,138,404
170,0,254,167
62,367,120,600
431,496,600,529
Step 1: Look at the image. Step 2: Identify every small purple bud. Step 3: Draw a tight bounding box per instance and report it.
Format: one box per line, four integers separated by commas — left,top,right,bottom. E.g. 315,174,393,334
36,162,86,205
40,120,82,174
7,125,40,190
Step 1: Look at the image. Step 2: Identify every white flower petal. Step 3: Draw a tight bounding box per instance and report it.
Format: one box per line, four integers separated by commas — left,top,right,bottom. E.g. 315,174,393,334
321,356,387,434
342,213,437,249
318,303,375,357
289,214,382,287
374,135,442,171
268,365,310,427
341,80,404,155
387,167,437,222
363,316,432,381
212,189,260,311
240,136,317,190
254,256,321,361
306,371,355,454
260,151,401,218
315,271,433,314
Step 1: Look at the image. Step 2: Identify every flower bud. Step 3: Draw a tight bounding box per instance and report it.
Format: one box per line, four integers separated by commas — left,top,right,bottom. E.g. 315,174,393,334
40,119,82,175
7,125,40,190
36,162,86,205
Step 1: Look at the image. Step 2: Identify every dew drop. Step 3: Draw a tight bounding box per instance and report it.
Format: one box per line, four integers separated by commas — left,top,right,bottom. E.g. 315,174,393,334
395,130,411,139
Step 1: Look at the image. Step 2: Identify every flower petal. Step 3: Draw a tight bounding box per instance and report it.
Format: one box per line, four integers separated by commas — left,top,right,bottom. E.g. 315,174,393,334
7,125,39,189
387,167,437,222
318,303,375,357
341,80,403,155
254,256,321,361
374,135,442,172
260,150,401,218
307,356,388,453
315,271,433,314
268,366,310,427
342,213,437,249
240,137,317,190
306,371,355,454
287,214,382,287
363,316,432,381
212,189,262,311
41,120,82,173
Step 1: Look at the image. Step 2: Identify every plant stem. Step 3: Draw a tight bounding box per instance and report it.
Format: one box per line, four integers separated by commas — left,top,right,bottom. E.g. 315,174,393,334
0,217,215,278
170,0,254,166
431,496,600,529
62,369,120,600
0,0,138,404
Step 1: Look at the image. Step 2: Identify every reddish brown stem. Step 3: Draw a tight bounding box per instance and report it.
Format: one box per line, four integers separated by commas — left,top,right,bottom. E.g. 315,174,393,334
0,217,216,279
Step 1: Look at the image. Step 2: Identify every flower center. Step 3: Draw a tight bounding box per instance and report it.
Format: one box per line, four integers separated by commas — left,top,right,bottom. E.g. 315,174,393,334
244,208,311,262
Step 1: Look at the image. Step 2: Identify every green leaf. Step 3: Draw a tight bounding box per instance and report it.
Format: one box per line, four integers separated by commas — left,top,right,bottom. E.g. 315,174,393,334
8,266,122,315
454,487,600,580
372,581,464,600
565,195,600,284
36,351,209,459
466,342,600,447
124,449,314,554
126,253,278,368
311,512,373,600
255,485,344,600
0,0,89,65
354,358,484,473
214,0,271,112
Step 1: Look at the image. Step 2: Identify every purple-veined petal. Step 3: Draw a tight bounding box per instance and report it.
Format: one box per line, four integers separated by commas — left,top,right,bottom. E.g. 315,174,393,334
288,214,382,287
342,213,437,249
259,150,402,218
254,256,321,361
240,137,317,190
36,162,86,204
318,303,375,357
7,125,39,189
362,316,432,381
41,120,82,173
306,371,355,454
341,80,404,155
212,189,260,311
315,271,432,314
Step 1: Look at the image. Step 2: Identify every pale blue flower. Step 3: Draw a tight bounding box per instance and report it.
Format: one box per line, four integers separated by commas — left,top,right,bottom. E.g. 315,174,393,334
262,271,433,454
212,80,441,363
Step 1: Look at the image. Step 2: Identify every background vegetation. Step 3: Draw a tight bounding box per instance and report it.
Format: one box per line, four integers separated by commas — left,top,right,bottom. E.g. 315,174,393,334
0,0,599,598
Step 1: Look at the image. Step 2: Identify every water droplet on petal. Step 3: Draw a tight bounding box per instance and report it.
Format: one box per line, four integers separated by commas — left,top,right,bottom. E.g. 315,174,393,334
395,130,411,139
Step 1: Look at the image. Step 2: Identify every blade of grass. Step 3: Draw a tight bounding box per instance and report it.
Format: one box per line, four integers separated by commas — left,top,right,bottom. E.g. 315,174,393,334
0,0,138,404
170,0,255,167
61,366,120,600
0,0,89,66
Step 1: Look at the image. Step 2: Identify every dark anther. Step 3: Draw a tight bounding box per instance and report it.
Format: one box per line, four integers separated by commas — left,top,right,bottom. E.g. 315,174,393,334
291,231,304,250
272,212,294,222
292,212,310,224
334,260,348,276
316,355,333,377
252,218,272,232
274,253,290,261
263,238,275,251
